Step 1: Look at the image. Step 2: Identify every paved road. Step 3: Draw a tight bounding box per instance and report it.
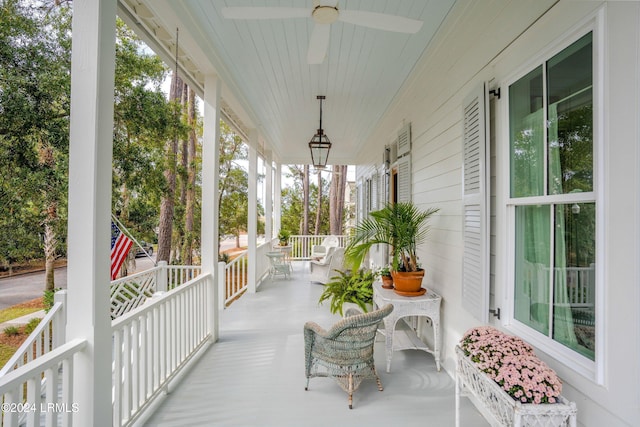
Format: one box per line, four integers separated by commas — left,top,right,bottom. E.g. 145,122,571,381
0,268,68,310
0,255,157,310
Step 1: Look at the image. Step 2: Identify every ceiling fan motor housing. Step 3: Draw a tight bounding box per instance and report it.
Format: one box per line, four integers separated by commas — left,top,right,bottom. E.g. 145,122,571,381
312,6,339,24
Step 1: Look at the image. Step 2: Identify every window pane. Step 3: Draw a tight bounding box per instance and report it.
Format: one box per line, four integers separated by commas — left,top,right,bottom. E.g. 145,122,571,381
510,67,544,197
548,33,593,194
553,203,596,360
514,205,550,334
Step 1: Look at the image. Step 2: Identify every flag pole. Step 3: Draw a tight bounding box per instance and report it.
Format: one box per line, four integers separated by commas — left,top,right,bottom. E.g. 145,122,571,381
111,214,157,266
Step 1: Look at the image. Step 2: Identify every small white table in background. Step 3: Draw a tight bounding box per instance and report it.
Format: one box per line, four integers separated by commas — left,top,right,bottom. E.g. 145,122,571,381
373,282,442,373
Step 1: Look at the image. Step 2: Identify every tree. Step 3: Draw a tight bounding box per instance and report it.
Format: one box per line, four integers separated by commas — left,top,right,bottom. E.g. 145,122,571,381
0,0,71,288
181,88,199,264
1,2,195,283
217,121,266,248
282,165,333,236
314,171,322,235
329,165,348,234
111,19,173,274
302,165,310,235
156,72,185,263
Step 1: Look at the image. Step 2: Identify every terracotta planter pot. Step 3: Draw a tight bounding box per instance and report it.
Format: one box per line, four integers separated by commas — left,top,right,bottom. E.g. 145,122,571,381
381,275,394,289
391,269,425,293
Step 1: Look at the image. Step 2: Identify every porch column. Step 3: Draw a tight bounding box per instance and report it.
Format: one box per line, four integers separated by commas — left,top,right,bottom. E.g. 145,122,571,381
247,129,258,293
67,0,117,425
274,162,282,237
202,74,221,341
264,150,273,242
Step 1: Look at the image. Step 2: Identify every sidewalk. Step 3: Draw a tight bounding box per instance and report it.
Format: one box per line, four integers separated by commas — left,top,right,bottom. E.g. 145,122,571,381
0,309,46,330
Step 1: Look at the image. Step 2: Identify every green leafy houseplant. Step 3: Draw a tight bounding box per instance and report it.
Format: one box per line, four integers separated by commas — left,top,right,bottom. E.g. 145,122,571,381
277,229,291,246
378,265,393,288
345,202,439,272
318,269,377,316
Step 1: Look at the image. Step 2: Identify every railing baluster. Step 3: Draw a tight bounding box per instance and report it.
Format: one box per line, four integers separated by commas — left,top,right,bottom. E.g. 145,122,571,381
123,323,131,420
26,375,40,427
45,365,58,426
131,318,139,413
139,314,146,407
62,356,73,427
0,340,85,427
4,389,19,427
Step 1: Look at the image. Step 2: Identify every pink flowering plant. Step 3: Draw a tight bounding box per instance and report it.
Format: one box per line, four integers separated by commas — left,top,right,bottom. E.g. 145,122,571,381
460,326,562,404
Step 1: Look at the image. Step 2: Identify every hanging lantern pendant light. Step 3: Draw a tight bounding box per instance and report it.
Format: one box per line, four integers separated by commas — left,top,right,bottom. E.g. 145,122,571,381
309,95,332,168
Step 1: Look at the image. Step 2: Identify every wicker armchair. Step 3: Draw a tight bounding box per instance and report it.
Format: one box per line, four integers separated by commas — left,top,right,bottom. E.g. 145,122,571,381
310,235,340,260
309,247,345,284
304,304,394,408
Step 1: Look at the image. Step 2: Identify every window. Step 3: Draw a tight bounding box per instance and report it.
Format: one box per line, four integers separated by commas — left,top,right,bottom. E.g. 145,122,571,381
509,32,595,362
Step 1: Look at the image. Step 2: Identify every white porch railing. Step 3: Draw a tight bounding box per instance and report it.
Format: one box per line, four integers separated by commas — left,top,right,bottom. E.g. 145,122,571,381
220,251,247,307
256,241,272,283
166,265,202,291
522,261,596,308
0,292,67,378
0,338,87,427
0,235,336,426
110,262,202,318
287,235,348,259
219,241,272,308
555,264,595,308
111,273,213,427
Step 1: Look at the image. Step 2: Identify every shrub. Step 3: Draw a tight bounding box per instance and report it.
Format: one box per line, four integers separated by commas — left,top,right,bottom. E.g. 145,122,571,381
24,317,41,335
43,288,61,313
3,326,19,336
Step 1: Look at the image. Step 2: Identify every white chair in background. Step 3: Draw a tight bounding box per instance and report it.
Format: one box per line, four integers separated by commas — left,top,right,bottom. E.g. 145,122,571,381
310,247,345,284
310,235,340,261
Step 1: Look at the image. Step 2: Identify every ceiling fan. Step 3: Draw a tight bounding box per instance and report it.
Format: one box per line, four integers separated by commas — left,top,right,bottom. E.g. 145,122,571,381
221,0,423,64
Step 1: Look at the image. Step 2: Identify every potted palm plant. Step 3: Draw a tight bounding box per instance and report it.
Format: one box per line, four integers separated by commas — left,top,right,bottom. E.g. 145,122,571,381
345,202,439,295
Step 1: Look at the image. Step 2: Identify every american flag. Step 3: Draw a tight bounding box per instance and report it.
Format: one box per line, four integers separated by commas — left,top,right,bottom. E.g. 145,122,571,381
111,221,133,280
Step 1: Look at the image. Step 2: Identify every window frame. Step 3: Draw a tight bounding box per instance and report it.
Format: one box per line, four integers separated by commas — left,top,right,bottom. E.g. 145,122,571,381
501,14,605,383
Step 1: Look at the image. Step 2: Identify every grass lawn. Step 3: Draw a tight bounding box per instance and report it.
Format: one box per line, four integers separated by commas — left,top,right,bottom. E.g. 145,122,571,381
0,298,46,368
0,306,42,324
0,343,18,368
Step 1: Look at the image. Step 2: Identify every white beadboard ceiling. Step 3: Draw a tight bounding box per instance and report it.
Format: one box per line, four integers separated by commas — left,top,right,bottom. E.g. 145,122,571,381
118,0,457,165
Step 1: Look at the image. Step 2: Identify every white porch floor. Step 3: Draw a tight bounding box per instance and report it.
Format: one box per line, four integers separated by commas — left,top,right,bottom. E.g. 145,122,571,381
143,262,489,427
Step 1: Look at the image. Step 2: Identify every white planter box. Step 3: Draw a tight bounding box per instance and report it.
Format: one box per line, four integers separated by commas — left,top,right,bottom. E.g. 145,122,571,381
455,346,577,427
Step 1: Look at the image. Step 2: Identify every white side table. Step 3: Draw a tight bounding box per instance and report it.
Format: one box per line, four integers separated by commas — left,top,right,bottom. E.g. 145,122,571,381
373,282,442,373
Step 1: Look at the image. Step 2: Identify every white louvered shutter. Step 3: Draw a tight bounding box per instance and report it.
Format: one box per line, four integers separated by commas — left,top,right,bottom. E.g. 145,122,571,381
462,83,490,322
397,155,411,203
397,123,411,157
396,123,412,203
378,169,386,207
370,171,378,211
357,182,364,221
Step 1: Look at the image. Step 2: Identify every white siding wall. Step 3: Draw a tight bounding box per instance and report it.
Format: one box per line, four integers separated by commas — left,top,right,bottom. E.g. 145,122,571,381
356,1,640,425
355,164,387,269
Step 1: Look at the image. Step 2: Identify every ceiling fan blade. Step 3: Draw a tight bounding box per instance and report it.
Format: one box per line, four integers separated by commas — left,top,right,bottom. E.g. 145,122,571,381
221,7,310,20
307,23,330,64
338,10,423,34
